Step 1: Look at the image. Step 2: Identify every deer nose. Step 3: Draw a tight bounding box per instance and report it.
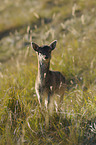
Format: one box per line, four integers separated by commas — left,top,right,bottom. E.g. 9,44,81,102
43,55,49,59
45,56,48,59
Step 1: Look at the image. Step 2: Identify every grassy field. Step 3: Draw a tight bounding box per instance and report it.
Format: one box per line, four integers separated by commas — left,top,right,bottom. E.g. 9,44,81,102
0,0,96,144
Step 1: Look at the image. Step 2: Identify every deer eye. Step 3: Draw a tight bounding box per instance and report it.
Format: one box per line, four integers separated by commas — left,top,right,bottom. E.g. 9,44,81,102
48,49,51,53
38,52,41,55
38,51,42,54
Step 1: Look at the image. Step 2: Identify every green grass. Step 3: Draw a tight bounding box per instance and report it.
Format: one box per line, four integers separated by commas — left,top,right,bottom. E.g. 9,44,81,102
0,0,96,144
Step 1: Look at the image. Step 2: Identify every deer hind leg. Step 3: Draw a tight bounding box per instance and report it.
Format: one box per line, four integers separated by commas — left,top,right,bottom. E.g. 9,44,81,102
60,93,64,104
53,94,64,114
58,93,64,113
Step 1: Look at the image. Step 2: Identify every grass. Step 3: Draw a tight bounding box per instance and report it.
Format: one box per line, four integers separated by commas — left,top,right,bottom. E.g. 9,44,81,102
0,0,96,144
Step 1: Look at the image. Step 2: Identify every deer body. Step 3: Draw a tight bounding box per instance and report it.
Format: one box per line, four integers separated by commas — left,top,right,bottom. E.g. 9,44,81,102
32,40,66,114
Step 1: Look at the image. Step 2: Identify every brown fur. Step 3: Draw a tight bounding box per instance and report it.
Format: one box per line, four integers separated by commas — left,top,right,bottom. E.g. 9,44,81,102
32,40,66,124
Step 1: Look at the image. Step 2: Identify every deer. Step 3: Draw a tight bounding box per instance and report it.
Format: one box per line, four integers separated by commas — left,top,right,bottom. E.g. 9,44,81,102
32,40,66,126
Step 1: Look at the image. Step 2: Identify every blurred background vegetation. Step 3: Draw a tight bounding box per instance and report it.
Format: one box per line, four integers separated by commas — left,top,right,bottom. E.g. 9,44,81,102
0,0,96,144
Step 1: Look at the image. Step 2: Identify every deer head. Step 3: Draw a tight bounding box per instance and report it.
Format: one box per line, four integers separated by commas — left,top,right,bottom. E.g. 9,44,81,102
32,40,57,62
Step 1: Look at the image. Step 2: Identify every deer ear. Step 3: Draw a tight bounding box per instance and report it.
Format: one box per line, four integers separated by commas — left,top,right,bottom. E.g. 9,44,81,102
50,40,57,51
31,42,39,52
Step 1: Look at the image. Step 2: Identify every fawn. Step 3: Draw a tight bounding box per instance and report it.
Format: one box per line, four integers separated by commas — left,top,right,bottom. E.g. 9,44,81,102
32,40,66,116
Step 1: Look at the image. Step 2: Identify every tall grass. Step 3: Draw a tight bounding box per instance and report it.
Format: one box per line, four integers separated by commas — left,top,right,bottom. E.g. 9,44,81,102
0,42,96,144
0,68,96,144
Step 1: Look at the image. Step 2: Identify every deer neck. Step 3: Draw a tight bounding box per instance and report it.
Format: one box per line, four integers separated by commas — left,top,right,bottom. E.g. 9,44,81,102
37,59,50,85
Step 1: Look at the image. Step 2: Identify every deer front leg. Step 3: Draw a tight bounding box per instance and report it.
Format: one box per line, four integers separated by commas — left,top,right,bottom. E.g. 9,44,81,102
44,92,50,109
35,89,42,107
45,93,50,128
